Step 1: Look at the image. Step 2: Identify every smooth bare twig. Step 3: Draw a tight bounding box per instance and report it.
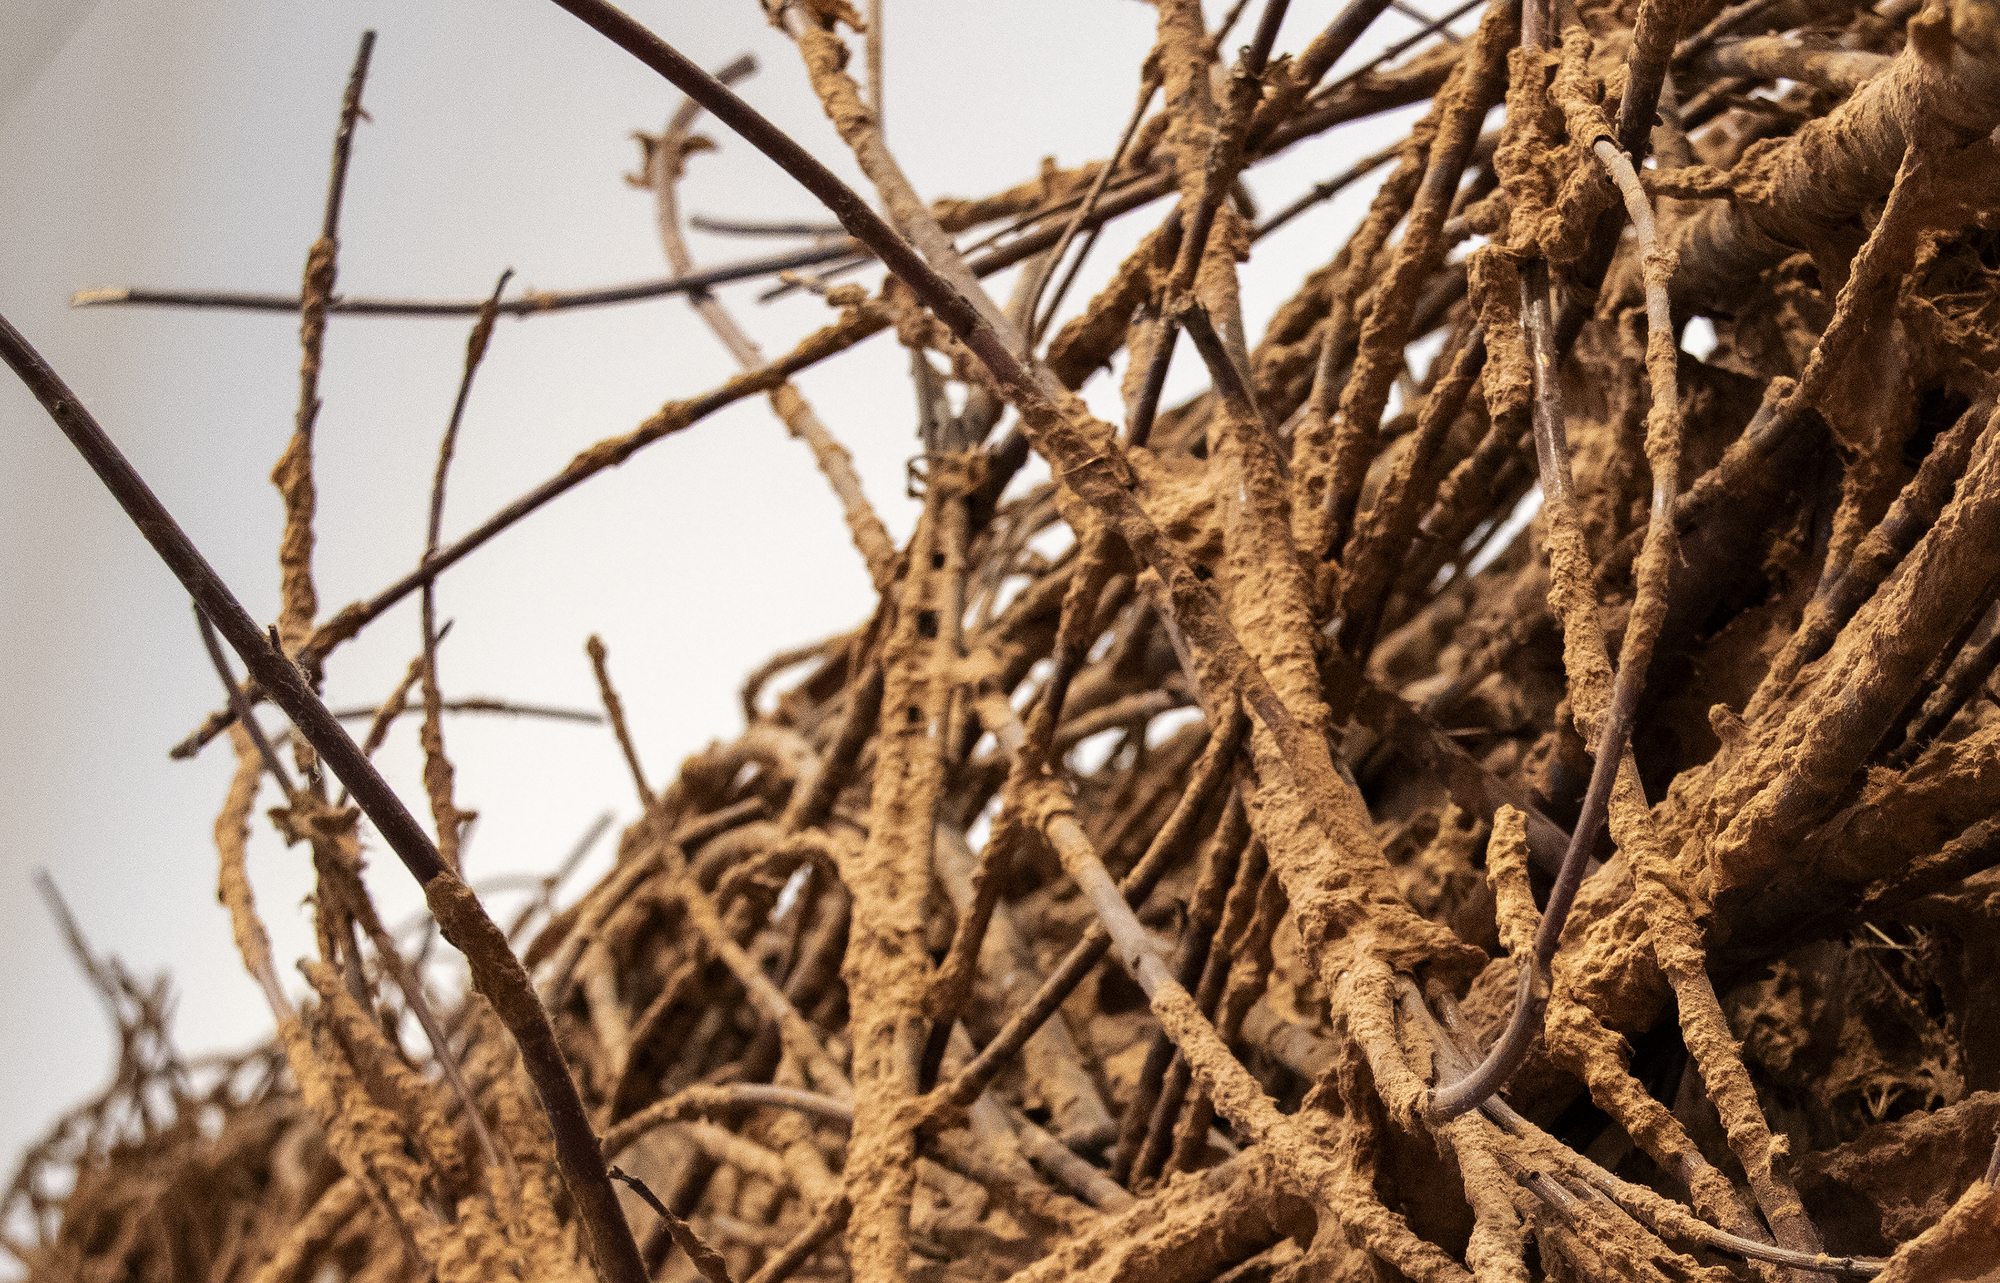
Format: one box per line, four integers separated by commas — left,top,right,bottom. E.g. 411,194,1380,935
71,241,855,317
1024,71,1161,351
331,697,602,725
195,605,297,800
609,1166,736,1283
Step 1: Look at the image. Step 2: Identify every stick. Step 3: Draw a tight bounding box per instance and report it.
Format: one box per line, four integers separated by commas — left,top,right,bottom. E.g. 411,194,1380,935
587,634,654,808
71,241,856,317
609,1166,736,1283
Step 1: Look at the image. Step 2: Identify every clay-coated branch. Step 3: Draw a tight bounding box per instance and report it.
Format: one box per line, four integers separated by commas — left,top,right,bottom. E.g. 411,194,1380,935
1424,993,1886,1276
541,2,1440,1048
927,702,1245,1118
587,635,654,808
273,29,374,656
1430,247,1657,1123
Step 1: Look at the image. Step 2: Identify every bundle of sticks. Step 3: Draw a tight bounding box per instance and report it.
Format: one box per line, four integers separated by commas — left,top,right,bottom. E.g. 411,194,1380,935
9,0,2000,1279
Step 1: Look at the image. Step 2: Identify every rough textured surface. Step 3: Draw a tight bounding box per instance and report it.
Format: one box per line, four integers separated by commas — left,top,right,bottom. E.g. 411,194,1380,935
17,1,2000,1281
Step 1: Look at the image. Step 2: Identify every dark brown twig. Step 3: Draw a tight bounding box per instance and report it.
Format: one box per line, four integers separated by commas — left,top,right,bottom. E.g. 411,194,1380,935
330,697,603,725
71,241,855,318
609,1166,736,1283
1251,142,1399,239
927,702,1245,1120
1024,71,1161,351
194,605,297,800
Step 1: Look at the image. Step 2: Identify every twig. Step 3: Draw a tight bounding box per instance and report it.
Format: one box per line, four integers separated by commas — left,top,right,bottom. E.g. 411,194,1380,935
1423,992,1887,1276
927,702,1245,1119
1319,3,1507,560
1251,142,1399,239
1132,827,1264,1186
1308,0,1486,104
929,823,1118,1148
1670,0,1785,67
605,1084,854,1159
609,1166,736,1283
1744,393,1992,722
194,605,297,799
0,309,651,1283
1429,255,1621,1123
1126,2,1294,446
1101,800,1247,1201
71,241,855,317
1613,0,1690,162
741,1196,849,1283
689,214,845,237
866,0,884,134
1023,71,1161,351
162,288,897,760
314,848,514,1186
32,873,121,1017
1023,778,1294,1155
428,269,511,556
331,697,603,725
586,635,654,808
649,51,899,590
416,269,508,875
274,30,374,658
1892,619,2000,766
164,57,1434,762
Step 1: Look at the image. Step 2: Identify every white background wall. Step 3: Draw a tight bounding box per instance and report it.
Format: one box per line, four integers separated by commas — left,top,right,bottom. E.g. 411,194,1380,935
0,0,1433,1249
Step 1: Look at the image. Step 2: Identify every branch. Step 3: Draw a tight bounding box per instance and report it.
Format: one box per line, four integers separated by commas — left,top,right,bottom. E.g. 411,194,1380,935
72,241,856,318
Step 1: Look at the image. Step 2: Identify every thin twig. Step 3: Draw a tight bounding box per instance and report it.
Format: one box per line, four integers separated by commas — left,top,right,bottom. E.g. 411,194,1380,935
689,214,845,237
1251,142,1399,239
1423,991,1886,1276
741,1197,849,1283
331,697,603,725
1126,1,1294,446
273,30,375,659
609,1166,736,1283
71,241,855,318
416,269,508,875
195,605,297,800
927,702,1245,1119
1434,137,1685,1125
1024,72,1161,351
586,635,654,808
866,0,885,135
